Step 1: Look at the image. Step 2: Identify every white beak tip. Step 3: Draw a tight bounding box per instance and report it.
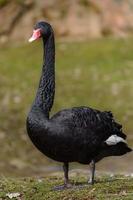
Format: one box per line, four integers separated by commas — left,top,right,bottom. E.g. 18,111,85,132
28,37,34,42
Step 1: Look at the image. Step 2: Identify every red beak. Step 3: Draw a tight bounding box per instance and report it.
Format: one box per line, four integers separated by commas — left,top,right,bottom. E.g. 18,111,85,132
29,28,41,42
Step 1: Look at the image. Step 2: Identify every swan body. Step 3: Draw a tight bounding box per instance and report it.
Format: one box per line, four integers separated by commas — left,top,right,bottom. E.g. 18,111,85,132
27,21,132,186
27,106,130,164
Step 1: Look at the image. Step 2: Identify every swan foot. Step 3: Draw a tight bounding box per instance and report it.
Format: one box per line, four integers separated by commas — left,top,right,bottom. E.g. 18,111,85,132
53,183,72,191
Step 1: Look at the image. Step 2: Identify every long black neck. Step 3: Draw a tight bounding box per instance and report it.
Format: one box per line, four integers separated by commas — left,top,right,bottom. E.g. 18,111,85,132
33,32,55,118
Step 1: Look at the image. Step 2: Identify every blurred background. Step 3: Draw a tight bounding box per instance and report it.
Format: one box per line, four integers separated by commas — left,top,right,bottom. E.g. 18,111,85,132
0,0,133,177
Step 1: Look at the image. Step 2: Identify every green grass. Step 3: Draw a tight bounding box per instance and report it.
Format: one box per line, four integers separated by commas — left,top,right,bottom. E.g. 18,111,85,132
0,38,133,176
0,175,133,200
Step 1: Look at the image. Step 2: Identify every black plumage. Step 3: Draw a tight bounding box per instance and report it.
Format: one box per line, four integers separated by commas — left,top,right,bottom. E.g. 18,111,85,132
27,21,132,187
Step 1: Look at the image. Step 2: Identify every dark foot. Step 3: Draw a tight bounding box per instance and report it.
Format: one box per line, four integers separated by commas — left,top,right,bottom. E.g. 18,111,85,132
53,183,72,191
53,183,90,191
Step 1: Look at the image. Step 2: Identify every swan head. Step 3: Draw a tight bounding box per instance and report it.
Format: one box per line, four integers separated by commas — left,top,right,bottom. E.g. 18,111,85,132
29,21,53,42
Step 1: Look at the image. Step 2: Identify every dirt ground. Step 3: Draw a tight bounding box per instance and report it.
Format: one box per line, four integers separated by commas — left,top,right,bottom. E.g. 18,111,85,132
0,0,133,43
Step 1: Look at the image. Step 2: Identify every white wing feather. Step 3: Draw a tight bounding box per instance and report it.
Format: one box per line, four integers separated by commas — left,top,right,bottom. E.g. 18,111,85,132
105,135,127,146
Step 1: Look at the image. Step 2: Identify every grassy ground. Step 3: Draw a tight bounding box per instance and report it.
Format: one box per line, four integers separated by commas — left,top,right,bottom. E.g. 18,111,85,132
0,175,133,200
0,38,133,176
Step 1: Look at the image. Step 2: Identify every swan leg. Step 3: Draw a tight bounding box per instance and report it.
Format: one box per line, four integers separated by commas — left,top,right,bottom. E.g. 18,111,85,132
63,162,69,186
53,162,70,190
88,160,95,185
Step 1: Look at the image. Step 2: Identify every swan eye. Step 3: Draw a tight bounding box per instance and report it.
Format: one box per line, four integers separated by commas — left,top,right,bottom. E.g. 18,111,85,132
29,28,41,42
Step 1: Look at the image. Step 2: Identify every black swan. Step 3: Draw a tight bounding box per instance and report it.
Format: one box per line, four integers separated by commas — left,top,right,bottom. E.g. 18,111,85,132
27,21,132,187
